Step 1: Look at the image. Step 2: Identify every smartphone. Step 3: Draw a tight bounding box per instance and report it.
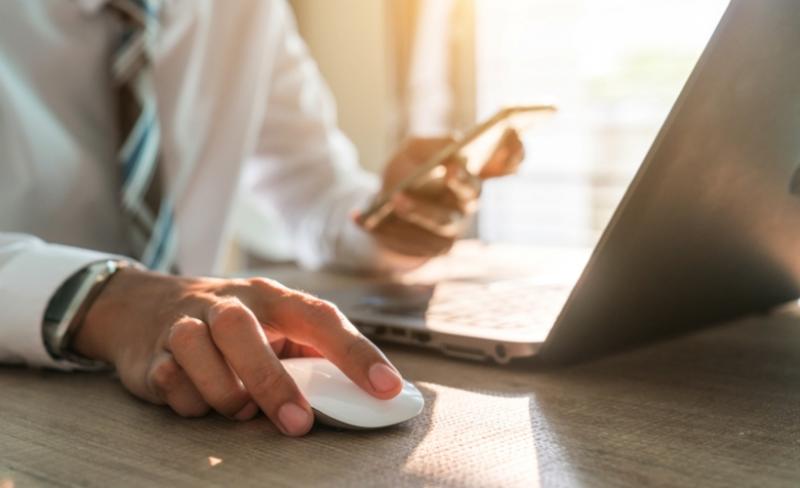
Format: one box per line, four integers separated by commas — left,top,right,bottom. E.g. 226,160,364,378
357,104,557,230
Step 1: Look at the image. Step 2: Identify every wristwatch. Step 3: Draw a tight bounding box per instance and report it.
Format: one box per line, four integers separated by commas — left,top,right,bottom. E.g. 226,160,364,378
43,260,128,368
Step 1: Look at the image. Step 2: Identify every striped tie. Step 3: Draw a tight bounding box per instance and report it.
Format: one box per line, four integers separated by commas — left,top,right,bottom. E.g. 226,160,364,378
108,0,177,272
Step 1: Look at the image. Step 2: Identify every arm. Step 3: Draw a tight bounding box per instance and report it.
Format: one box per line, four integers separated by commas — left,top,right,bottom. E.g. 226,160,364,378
239,1,406,272
239,1,521,271
0,232,404,436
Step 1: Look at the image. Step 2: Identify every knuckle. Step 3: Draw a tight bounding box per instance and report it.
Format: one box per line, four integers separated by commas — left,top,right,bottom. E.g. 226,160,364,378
248,277,289,295
150,359,182,391
168,319,203,351
250,277,302,316
285,293,338,320
305,298,350,331
209,301,252,332
311,299,340,318
249,368,292,400
345,335,377,361
212,388,251,416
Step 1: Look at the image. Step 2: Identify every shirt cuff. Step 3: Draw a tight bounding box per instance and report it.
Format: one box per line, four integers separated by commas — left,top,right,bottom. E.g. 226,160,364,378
0,240,121,370
340,216,429,274
317,176,429,274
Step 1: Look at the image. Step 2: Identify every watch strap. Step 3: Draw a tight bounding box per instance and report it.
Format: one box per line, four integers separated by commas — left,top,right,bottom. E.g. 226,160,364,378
43,260,128,369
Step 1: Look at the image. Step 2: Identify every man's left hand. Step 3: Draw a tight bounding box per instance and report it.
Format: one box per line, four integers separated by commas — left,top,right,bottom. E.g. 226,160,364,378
359,132,524,258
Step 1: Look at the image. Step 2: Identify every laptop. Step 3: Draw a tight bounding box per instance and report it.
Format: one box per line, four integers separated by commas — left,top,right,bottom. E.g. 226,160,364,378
321,0,800,364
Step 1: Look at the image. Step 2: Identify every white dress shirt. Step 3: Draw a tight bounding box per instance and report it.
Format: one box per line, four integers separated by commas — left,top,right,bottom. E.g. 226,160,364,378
0,0,405,369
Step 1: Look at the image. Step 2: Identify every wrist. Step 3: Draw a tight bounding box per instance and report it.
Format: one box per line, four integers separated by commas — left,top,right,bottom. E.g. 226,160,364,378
72,265,145,364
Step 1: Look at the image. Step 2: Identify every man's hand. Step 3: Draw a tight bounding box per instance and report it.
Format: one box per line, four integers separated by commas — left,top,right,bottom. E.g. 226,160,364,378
362,132,524,258
72,267,403,436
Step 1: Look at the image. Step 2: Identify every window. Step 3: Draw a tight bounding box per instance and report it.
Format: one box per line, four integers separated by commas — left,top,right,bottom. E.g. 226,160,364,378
473,0,729,246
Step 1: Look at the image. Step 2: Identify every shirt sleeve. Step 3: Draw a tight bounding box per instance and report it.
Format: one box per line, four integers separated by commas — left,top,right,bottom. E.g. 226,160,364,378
0,233,119,369
238,0,423,273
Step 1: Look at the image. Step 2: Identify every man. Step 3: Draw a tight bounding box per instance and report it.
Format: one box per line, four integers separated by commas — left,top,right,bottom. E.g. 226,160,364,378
0,1,521,436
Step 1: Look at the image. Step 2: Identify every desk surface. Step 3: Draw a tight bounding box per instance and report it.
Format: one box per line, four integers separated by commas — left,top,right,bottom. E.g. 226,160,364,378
3,261,800,487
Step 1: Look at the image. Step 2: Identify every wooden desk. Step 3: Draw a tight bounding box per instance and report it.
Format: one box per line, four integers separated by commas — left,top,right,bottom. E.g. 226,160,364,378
3,265,800,487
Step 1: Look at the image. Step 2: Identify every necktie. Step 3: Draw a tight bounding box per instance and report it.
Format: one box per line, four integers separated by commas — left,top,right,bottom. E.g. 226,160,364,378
108,0,177,272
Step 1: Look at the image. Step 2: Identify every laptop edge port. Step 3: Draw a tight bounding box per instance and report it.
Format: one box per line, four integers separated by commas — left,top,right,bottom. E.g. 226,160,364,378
411,331,432,343
441,344,488,362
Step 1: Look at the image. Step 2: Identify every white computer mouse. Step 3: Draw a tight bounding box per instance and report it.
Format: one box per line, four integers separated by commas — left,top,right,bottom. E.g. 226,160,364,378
281,357,424,430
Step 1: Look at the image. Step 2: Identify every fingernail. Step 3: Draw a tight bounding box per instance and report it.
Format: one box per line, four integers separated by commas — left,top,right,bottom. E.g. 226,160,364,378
233,401,258,421
369,363,402,393
278,402,312,435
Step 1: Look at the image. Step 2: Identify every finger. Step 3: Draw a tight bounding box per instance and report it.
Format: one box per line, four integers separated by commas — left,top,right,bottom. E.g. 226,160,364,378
479,128,525,179
168,316,258,421
244,281,404,400
405,157,479,207
206,298,313,437
383,137,457,191
288,299,404,400
442,165,481,213
392,192,466,238
263,332,323,359
403,136,457,162
146,352,210,418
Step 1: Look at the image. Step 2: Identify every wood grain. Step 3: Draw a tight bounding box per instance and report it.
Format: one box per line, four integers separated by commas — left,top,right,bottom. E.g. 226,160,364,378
2,279,800,486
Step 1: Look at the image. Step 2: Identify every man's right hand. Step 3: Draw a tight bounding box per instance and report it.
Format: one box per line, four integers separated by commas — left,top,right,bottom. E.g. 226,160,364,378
71,267,404,436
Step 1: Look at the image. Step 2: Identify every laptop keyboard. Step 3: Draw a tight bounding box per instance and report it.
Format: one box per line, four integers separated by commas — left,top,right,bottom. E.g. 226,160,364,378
425,281,571,330
356,279,572,331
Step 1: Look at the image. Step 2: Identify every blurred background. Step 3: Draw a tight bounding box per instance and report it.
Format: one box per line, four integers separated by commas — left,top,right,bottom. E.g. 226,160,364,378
231,0,729,269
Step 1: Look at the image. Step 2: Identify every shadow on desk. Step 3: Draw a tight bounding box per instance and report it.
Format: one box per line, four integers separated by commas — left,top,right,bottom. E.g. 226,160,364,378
2,311,800,487
405,310,800,487
525,312,800,487
0,367,439,487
